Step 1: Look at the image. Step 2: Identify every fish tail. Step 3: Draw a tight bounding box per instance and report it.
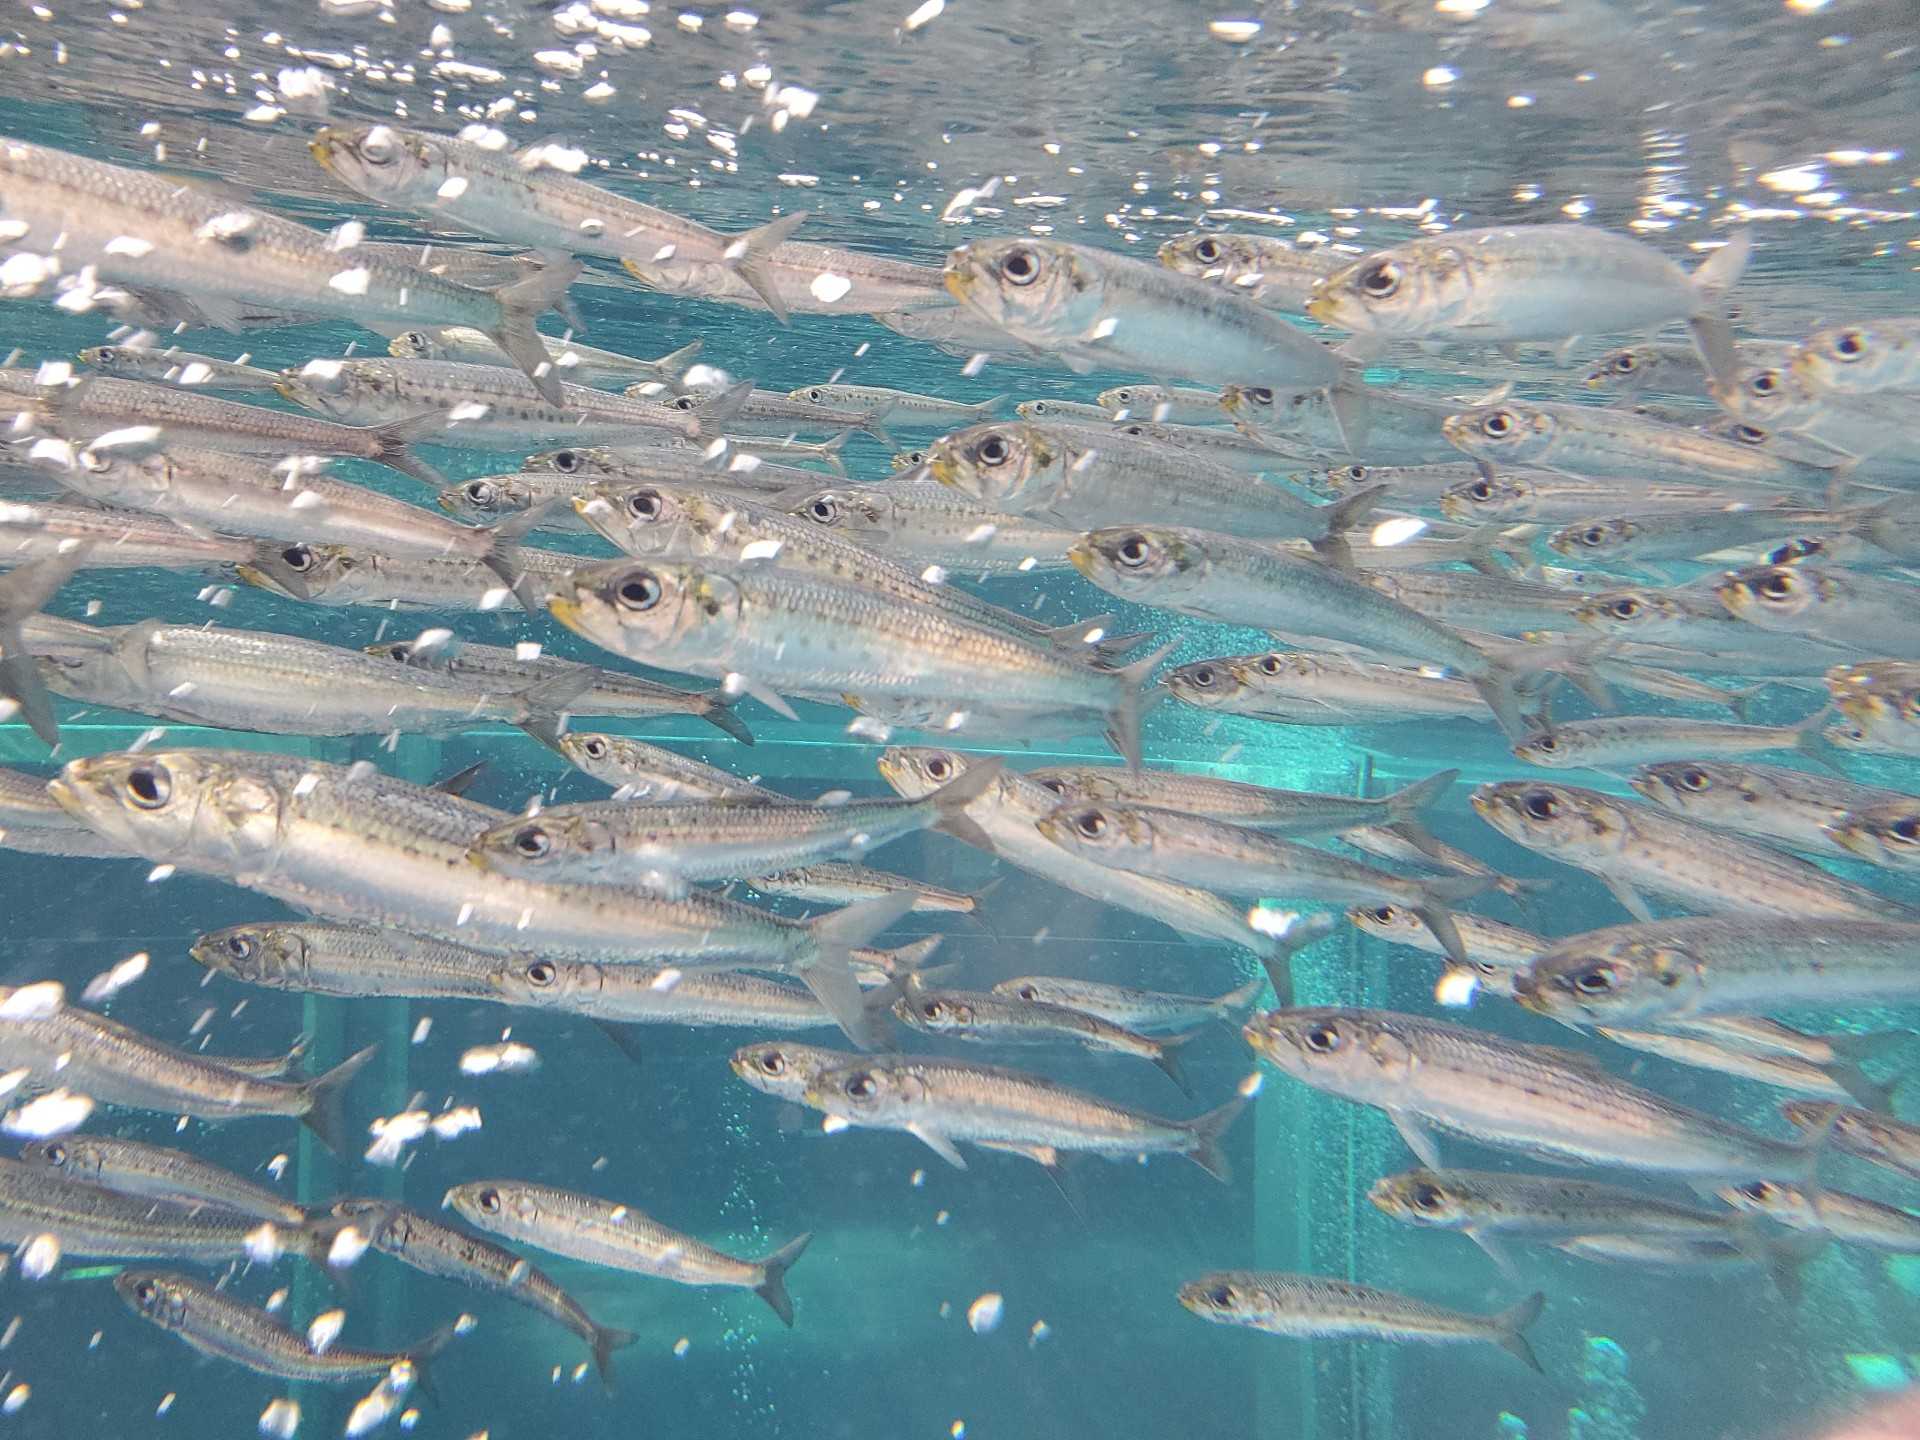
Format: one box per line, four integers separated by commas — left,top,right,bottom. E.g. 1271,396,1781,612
723,210,809,325
1251,910,1339,1005
928,755,1003,849
589,1321,640,1387
696,689,756,744
1105,638,1179,770
1182,1092,1253,1183
1153,1030,1198,1098
1414,873,1494,966
753,1231,813,1327
1489,1291,1546,1374
1470,657,1549,745
1381,767,1461,828
486,252,583,406
369,412,450,488
861,416,898,449
0,549,87,749
1828,1057,1901,1114
814,429,852,477
298,1043,379,1158
1307,481,1389,570
1686,230,1753,391
695,379,759,435
511,670,595,750
1324,378,1374,459
651,339,703,385
1211,978,1266,1023
801,891,921,1047
404,1317,466,1403
975,394,1012,418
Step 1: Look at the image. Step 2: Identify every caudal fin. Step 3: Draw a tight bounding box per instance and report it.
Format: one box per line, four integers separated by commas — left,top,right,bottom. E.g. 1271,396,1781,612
928,755,1004,850
1153,1030,1197,1098
650,339,704,385
1104,638,1178,770
299,1044,379,1157
802,891,921,1047
369,412,450,488
753,1231,813,1327
1687,230,1754,392
1413,873,1495,967
1253,910,1339,1004
1489,1291,1546,1375
487,254,583,406
1381,767,1460,828
0,549,86,748
588,1321,639,1387
697,690,756,744
724,211,809,325
1183,1092,1252,1182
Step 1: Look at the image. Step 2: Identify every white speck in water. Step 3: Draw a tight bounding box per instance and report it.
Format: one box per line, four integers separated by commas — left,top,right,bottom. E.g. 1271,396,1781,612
307,1309,346,1355
81,951,148,1004
430,1106,483,1140
1029,1319,1051,1347
244,1223,284,1264
460,1042,538,1076
17,1234,58,1280
1207,18,1259,40
258,1398,301,1438
3,1089,92,1139
328,1226,370,1269
0,983,63,1021
1370,516,1428,548
903,0,943,29
966,1293,1004,1334
1434,968,1481,1008
2,1385,27,1415
673,1337,690,1357
327,267,371,296
808,272,852,304
1422,65,1458,87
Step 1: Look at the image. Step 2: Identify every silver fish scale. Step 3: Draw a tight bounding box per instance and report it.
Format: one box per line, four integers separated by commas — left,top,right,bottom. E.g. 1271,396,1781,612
0,1158,307,1261
507,961,828,1028
1208,1274,1507,1342
0,501,254,569
459,1183,758,1286
28,1136,303,1224
298,358,700,441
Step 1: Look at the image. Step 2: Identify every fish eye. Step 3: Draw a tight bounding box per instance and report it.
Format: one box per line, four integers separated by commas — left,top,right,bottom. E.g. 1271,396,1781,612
1016,985,1039,1001
1246,387,1274,406
1208,1283,1235,1307
581,737,607,760
1831,330,1867,361
999,247,1041,286
1579,527,1607,548
974,434,1010,467
1194,237,1222,264
920,1000,943,1020
1530,734,1558,752
552,450,582,473
464,481,494,504
1115,534,1154,568
525,960,557,986
476,1188,501,1214
1186,666,1216,688
401,331,427,349
1369,907,1396,923
1889,817,1920,844
1257,654,1284,676
626,489,664,522
1036,778,1067,796
672,395,698,411
1608,598,1641,620
1467,481,1493,501
1731,424,1767,445
1072,810,1108,839
1749,370,1779,396
924,755,953,782
807,388,823,401
1613,353,1638,374
1737,1181,1775,1202
1679,768,1711,791
1572,966,1614,995
1344,466,1368,481
1303,1024,1342,1053
1358,260,1400,299
133,1279,156,1303
1411,1182,1445,1211
42,1143,65,1166
843,1072,877,1100
756,1051,786,1075
1480,410,1515,439
511,826,551,859
614,571,663,611
1522,790,1559,821
1758,571,1796,600
126,764,172,809
387,644,411,663
807,498,839,524
281,545,314,573
1111,389,1134,404
225,933,256,960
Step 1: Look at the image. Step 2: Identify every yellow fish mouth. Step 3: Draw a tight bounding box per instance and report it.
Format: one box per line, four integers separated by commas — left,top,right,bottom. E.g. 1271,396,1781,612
307,129,340,175
941,265,974,304
925,451,958,488
1065,543,1097,580
546,593,584,632
1304,294,1338,324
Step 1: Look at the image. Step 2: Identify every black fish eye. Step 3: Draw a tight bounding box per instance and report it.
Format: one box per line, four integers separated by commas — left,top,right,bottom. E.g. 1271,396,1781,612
1116,534,1153,567
1579,527,1606,547
1609,598,1641,619
1037,778,1067,795
476,1188,501,1213
1208,1283,1234,1306
844,1072,876,1099
388,644,411,663
401,332,426,348
43,1143,65,1166
615,572,662,610
1303,1024,1341,1053
758,1052,785,1075
924,756,953,782
1613,353,1637,373
1344,466,1368,481
1187,666,1215,688
1468,481,1493,500
1891,817,1920,844
133,1280,156,1302
808,389,823,401
553,450,581,473
626,489,663,521
582,737,607,759
1481,411,1515,439
1072,810,1107,839
974,435,1010,466
226,934,255,960
1522,790,1559,821
1000,247,1040,285
1572,967,1614,994
1194,238,1221,264
526,960,556,985
1832,330,1866,360
1258,654,1284,675
1246,387,1273,405
1369,907,1395,923
1749,370,1779,396
281,545,314,572
1016,985,1038,1001
512,827,551,859
807,498,839,523
464,481,493,503
1738,1181,1773,1201
1532,735,1558,751
920,1001,942,1019
1359,260,1400,298
672,395,697,411
127,765,171,809
1758,571,1796,600
1412,1182,1444,1211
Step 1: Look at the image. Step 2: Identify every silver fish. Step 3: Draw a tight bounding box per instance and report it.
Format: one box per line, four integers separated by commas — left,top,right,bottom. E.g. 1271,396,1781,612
1719,1181,1920,1254
390,326,702,390
79,343,281,393
1825,660,1920,754
17,1135,303,1224
1023,763,1456,839
1095,384,1230,427
237,540,579,611
0,499,254,572
1164,650,1488,727
782,479,1082,575
1596,1027,1884,1108
554,732,765,797
1512,713,1828,771
1222,384,1464,468
989,976,1261,1036
788,382,1005,427
1158,231,1350,310
1780,1102,1920,1183
0,764,127,857
1629,760,1909,855
1718,563,1920,657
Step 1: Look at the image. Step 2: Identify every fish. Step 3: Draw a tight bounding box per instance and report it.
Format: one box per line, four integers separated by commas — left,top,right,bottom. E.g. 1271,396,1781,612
443,1180,813,1326
1369,1168,1747,1249
464,761,1000,891
1349,905,1545,1001
546,555,1165,767
890,978,1192,1092
236,540,581,611
389,326,703,389
1825,660,1920,754
554,732,767,797
1035,799,1484,963
1790,318,1920,400
799,1053,1248,1179
485,953,865,1040
787,382,1005,426
1440,472,1780,526
1546,502,1868,566
330,1199,636,1384
79,343,282,392
115,1269,457,1382
871,307,1068,367
0,499,256,572
989,976,1262,1035
1158,231,1350,310
1308,224,1750,382
781,479,1083,575
1511,916,1920,1025
527,442,849,488
1780,1102,1920,1183
1095,384,1230,427
191,922,507,1001
1718,1181,1920,1253
1022,763,1458,839
1716,563,1920,657
1628,760,1913,856
750,863,982,915
658,383,892,445
1177,1271,1545,1374
1826,797,1920,868
1512,713,1830,771
1014,398,1117,424
1596,1027,1892,1109
729,1041,866,1103
1244,1006,1824,1181
0,134,574,401
0,981,373,1154
1469,781,1914,923
16,1136,305,1224
52,749,916,1045
1221,384,1465,468
308,123,806,321
1163,650,1489,727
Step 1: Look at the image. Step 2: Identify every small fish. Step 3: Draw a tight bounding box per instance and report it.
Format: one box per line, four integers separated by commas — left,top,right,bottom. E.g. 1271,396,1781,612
782,479,1082,575
1158,231,1350,310
1628,760,1909,856
1178,1271,1544,1374
1440,472,1774,526
79,343,281,392
1222,384,1465,469
1547,502,1867,565
443,1180,812,1326
1719,1181,1920,1254
17,1136,304,1224
788,383,1003,426
1512,713,1830,771
1789,318,1920,401
555,732,766,798
1164,650,1488,727
1596,1027,1888,1109
237,540,581,612
729,1041,866,1104
1717,563,1920,657
0,764,127,858
115,1269,456,1382
750,863,981,915
192,922,510,1001
657,383,891,444
1349,905,1544,1000
390,327,702,389
1014,398,1116,424
1095,384,1230,427
1024,763,1457,840
1827,797,1920,869
1370,1168,1745,1248
989,976,1261,1036
0,499,255,573
1780,1102,1920,1183
1825,660,1920,754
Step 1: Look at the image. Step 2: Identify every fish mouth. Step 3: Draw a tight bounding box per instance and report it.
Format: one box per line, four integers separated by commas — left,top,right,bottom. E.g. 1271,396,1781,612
546,593,586,634
1304,294,1338,325
940,264,974,305
1825,823,1879,859
307,129,341,175
1065,542,1097,580
924,450,960,489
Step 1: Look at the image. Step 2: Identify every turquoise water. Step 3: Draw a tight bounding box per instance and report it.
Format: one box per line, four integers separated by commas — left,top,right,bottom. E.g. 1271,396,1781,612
0,2,1917,1438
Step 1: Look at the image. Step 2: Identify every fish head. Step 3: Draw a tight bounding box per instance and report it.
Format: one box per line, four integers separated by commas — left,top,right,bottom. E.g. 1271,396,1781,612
1707,358,1822,430
926,422,1051,508
50,749,284,866
576,482,699,557
1161,655,1252,710
113,1270,191,1330
1440,403,1553,466
1366,1169,1478,1230
1629,761,1753,820
1825,720,1880,752
877,747,985,801
730,1041,852,1101
443,1180,540,1228
277,358,391,422
1306,241,1457,335
1439,474,1530,524
943,238,1094,340
46,445,170,508
1791,321,1905,396
529,446,609,478
1070,526,1200,597
1347,904,1429,946
1509,730,1575,768
787,384,842,407
469,811,608,878
1033,800,1154,863
1176,1271,1262,1325
1319,463,1376,495
1548,517,1635,560
190,923,309,986
1716,1179,1816,1227
1584,345,1659,393
1571,586,1683,640
802,1059,925,1122
236,542,359,602
1241,1006,1413,1096
1157,232,1242,280
441,475,532,524
1511,936,1691,1024
388,330,440,361
787,486,887,536
1828,801,1920,866
16,1135,103,1183
894,989,973,1034
889,449,926,473
1715,562,1829,631
1469,781,1626,859
547,557,718,662
487,955,583,1006
1096,384,1157,415
308,124,441,205
1825,660,1920,730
